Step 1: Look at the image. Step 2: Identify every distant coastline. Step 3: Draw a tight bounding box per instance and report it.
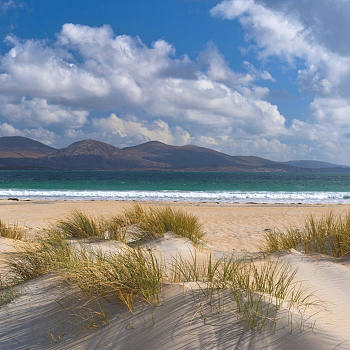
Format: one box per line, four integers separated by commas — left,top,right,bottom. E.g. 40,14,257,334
0,136,349,173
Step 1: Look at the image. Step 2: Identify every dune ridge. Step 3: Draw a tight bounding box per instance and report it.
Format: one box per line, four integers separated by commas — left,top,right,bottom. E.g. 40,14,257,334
0,200,349,349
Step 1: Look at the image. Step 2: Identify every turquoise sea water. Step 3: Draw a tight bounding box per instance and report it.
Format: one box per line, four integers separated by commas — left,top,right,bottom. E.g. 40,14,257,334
0,170,350,203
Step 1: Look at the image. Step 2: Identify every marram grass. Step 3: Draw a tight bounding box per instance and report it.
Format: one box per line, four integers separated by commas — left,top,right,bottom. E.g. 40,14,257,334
264,212,350,257
0,206,321,332
4,231,319,330
55,209,105,239
109,204,205,244
168,253,318,330
0,219,25,240
51,205,205,245
6,233,162,311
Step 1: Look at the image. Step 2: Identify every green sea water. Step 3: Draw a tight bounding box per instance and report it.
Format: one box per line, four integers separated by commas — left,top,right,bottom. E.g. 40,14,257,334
0,170,349,203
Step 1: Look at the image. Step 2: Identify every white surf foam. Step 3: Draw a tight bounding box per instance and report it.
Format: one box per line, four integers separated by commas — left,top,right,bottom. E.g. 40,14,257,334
1,189,350,203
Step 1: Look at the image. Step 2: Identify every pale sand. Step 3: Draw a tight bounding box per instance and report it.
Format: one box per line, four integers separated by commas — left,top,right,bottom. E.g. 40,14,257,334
0,200,350,349
1,199,350,251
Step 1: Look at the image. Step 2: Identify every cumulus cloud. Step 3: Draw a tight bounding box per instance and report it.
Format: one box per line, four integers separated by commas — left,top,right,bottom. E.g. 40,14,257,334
0,23,289,151
0,97,88,128
92,113,191,147
210,0,350,164
0,122,56,146
1,19,349,163
210,0,350,103
210,0,350,98
0,122,23,136
0,23,280,136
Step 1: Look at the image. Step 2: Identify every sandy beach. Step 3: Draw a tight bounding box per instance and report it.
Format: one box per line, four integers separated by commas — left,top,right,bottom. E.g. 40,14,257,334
1,199,350,251
1,200,350,349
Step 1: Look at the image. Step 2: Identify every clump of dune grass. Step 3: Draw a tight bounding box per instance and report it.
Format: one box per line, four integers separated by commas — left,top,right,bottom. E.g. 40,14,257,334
0,274,19,306
64,246,163,311
264,212,350,257
54,209,105,239
168,253,318,330
0,219,25,240
4,230,318,331
6,232,163,311
7,231,74,284
103,218,127,242
109,204,205,244
50,205,204,244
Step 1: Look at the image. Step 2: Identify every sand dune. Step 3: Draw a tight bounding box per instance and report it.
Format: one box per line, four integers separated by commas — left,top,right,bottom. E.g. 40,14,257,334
0,200,350,349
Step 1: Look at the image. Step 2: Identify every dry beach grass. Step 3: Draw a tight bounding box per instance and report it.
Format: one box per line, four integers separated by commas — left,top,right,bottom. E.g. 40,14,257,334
0,200,350,349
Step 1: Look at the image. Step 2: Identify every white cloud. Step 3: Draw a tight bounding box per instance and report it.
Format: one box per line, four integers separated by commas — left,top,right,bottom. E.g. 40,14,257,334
1,20,350,163
210,0,350,97
0,23,287,147
22,127,57,146
0,97,88,128
310,98,350,127
0,122,56,146
0,122,23,136
93,113,191,147
210,0,350,164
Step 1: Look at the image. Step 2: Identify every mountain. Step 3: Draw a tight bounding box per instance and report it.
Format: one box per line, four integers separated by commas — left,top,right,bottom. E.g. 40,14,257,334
281,160,349,169
57,140,122,157
0,136,56,151
0,136,348,172
122,141,289,171
0,136,57,160
123,141,243,169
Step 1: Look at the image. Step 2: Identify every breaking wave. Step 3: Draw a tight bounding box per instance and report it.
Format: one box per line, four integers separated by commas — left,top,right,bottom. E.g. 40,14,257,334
1,189,350,204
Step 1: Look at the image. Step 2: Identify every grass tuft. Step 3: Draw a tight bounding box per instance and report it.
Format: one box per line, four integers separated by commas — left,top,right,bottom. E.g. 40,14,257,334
7,231,73,284
0,219,25,240
64,246,163,311
264,212,350,257
110,204,205,244
1,207,320,333
168,253,317,329
48,205,204,244
55,209,105,239
0,274,19,306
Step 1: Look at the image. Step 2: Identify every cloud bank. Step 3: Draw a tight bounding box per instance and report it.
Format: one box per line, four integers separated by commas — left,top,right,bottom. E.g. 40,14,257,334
210,0,350,164
0,8,350,164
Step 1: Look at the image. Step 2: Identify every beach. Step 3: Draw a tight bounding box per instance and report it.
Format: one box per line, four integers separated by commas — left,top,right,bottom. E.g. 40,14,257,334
1,200,350,349
2,199,350,251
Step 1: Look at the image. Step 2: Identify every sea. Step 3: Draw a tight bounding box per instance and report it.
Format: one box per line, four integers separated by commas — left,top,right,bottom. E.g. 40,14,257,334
0,170,350,204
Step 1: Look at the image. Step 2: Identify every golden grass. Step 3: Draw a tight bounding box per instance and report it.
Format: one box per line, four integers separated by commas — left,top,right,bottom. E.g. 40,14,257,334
110,204,205,244
0,205,321,332
51,205,204,244
0,219,25,240
168,253,318,330
55,209,105,239
6,232,162,311
3,230,319,330
0,274,18,306
264,212,350,257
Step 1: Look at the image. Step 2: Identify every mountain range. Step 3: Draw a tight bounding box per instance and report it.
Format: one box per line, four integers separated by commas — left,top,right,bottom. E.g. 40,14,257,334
0,136,348,173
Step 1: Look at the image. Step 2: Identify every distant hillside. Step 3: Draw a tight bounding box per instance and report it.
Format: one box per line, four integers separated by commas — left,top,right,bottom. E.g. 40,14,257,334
0,136,348,173
0,136,57,159
0,136,55,150
282,160,349,169
57,140,122,158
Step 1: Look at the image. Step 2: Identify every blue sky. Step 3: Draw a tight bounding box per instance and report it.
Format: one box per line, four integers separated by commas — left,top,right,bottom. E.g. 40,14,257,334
0,0,349,165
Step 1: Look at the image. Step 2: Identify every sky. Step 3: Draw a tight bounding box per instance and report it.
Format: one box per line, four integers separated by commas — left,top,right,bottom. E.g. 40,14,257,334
0,0,350,164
